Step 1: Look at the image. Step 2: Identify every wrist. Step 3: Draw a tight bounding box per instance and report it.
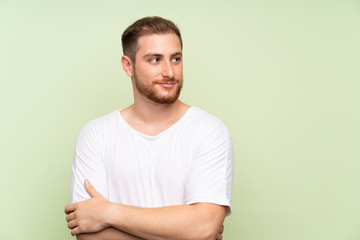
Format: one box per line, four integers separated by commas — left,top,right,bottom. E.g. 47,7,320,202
105,202,123,228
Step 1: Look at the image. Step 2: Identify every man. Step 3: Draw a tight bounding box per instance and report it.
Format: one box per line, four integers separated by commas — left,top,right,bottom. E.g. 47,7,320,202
65,16,234,240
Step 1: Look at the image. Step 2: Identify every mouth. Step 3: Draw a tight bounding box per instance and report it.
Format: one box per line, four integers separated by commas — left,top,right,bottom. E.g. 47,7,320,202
157,82,177,88
154,79,180,89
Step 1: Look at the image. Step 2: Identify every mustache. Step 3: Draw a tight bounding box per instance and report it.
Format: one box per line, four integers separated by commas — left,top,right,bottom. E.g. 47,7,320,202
153,78,180,84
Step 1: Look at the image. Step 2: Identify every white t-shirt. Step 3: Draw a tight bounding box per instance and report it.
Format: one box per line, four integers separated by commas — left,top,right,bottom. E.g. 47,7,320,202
70,106,233,213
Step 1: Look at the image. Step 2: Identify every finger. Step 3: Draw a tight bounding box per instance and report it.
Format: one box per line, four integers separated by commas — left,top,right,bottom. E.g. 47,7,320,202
65,203,77,214
66,212,76,222
84,179,100,198
71,226,81,236
67,219,78,230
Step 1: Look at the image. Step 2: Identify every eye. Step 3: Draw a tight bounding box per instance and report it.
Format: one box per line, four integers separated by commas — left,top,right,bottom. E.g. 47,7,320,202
172,57,181,63
149,58,160,63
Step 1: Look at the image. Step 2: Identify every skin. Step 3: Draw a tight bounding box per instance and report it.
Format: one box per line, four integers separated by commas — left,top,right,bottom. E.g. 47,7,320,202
65,33,227,240
121,33,189,136
66,180,226,240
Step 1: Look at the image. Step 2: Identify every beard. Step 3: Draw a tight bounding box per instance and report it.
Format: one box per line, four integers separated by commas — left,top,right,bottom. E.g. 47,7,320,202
133,70,183,104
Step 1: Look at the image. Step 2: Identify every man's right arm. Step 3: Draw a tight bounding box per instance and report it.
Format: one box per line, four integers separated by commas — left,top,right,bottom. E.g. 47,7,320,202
76,227,145,240
75,222,224,240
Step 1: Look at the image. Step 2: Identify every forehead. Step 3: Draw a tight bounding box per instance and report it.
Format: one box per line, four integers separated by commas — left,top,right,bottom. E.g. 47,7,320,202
136,33,182,56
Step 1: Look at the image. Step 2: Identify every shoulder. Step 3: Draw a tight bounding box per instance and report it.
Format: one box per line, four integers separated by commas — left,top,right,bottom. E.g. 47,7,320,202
184,107,232,146
82,110,119,129
78,110,120,140
187,107,230,134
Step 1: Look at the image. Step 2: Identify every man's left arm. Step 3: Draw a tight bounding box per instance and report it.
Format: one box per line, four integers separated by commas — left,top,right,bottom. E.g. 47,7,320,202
66,180,226,240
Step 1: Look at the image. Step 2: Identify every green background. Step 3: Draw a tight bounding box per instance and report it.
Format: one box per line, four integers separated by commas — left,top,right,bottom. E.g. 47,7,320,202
1,0,359,239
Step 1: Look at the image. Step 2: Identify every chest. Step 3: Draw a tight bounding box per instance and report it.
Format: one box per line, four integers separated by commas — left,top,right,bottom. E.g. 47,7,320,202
103,129,196,206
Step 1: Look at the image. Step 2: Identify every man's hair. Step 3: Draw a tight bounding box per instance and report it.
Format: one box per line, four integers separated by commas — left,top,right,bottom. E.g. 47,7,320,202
121,16,182,62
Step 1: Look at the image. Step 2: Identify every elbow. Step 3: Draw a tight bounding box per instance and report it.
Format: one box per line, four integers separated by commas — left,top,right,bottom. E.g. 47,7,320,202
178,203,227,240
193,221,221,240
197,232,216,240
187,204,227,240
196,230,218,240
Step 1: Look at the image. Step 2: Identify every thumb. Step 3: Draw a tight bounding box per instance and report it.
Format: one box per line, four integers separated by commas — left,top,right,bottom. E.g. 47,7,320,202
84,179,101,198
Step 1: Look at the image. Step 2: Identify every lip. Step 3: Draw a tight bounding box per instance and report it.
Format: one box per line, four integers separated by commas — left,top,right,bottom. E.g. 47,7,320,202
157,82,176,88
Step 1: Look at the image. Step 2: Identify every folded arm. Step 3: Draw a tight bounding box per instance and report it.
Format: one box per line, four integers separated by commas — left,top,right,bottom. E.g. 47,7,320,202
106,202,226,240
76,227,146,240
66,180,227,240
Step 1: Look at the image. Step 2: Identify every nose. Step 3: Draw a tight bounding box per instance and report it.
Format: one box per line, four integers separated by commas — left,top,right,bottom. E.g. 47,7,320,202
161,61,174,79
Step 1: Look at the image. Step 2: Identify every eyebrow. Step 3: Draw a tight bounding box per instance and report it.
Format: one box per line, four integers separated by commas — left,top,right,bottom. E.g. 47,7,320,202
143,52,182,60
171,52,182,57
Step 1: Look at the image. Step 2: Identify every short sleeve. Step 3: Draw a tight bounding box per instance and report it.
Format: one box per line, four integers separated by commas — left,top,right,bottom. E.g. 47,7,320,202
69,120,109,203
184,119,234,215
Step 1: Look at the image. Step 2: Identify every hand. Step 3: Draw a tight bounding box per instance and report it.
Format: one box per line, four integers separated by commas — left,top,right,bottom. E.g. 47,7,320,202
216,224,224,240
65,179,111,236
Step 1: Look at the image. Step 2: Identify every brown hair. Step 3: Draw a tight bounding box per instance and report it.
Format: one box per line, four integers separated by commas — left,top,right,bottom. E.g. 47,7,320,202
121,16,182,62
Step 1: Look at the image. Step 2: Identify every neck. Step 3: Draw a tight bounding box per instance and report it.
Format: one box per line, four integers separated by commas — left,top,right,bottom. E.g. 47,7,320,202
120,97,190,136
132,98,186,124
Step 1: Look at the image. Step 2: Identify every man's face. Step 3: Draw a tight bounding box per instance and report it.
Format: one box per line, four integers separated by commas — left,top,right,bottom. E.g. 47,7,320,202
132,33,183,104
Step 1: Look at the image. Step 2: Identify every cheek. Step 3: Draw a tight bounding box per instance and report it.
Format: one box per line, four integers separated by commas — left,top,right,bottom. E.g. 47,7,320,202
175,66,183,78
137,65,160,78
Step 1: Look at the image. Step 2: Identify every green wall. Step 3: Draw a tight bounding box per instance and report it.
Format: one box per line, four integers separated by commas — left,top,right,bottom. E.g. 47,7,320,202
1,0,359,239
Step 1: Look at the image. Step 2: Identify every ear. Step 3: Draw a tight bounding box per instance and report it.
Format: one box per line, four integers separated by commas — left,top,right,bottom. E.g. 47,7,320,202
121,55,134,77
